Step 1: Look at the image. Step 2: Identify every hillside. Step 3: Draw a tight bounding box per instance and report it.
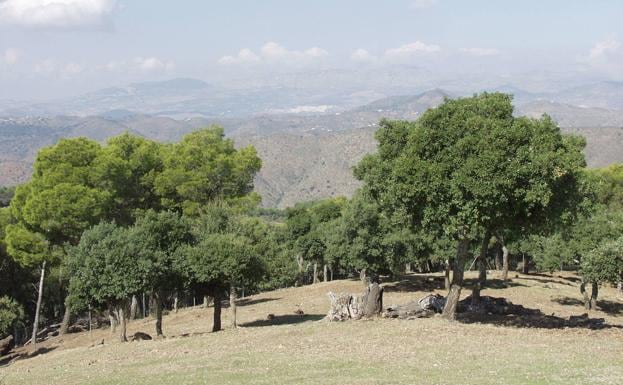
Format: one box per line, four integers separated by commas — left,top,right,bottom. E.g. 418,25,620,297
1,271,622,385
2,91,623,207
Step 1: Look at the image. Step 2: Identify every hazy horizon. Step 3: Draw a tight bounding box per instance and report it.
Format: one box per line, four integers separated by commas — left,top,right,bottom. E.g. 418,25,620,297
1,0,623,101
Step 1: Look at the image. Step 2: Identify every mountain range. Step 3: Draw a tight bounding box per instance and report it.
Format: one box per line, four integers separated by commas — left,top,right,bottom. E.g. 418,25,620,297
1,79,623,207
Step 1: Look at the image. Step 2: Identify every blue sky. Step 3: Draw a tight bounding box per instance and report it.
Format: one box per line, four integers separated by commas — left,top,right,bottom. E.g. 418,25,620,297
0,0,622,99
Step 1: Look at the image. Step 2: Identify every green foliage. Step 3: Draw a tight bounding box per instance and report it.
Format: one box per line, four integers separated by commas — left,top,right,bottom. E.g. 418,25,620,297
92,133,164,225
68,222,144,312
0,296,24,338
356,94,587,242
131,210,193,294
581,237,623,284
155,127,262,215
0,186,15,208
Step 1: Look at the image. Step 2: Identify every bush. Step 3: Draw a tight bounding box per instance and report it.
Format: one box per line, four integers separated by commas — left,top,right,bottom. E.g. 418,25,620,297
0,296,24,338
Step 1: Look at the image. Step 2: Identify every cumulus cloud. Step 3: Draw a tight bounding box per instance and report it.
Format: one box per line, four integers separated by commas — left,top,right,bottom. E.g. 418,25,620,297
0,0,117,29
2,48,20,65
385,41,441,57
459,47,500,56
219,41,328,65
218,48,260,65
410,0,437,10
104,57,175,72
350,48,376,62
133,56,175,71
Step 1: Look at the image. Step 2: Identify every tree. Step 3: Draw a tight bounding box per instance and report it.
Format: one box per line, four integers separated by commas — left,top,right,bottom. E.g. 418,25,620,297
68,222,144,342
155,127,261,216
6,138,109,340
180,208,264,331
581,237,623,309
355,94,587,319
0,296,25,339
91,133,164,225
131,210,193,337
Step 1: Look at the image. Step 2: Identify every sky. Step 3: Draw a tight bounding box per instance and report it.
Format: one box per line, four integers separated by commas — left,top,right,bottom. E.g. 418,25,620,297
0,0,622,99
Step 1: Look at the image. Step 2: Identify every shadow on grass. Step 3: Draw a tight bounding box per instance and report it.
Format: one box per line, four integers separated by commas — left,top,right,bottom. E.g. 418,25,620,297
551,296,584,306
526,272,582,284
240,314,325,328
0,346,58,367
597,300,623,315
457,299,622,330
464,278,527,289
237,297,280,307
550,297,623,315
383,275,446,293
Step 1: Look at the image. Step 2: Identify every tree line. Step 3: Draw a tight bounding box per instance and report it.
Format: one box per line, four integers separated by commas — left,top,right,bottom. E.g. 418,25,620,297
1,93,622,347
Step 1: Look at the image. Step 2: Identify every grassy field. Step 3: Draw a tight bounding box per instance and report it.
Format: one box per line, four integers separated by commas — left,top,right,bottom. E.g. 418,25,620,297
1,271,622,385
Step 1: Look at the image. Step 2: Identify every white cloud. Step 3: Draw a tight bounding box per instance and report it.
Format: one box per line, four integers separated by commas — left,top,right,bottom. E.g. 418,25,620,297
0,0,117,29
410,0,437,10
218,48,260,65
588,38,620,60
350,48,376,62
385,41,441,57
219,41,329,65
303,47,328,58
459,47,500,56
104,57,175,72
34,58,57,74
133,56,175,71
2,48,20,65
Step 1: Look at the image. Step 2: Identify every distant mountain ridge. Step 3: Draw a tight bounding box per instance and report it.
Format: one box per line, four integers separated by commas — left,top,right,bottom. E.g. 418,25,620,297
1,88,623,207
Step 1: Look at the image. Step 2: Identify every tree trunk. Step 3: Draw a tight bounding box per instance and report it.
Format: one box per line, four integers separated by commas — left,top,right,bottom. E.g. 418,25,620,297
522,253,529,275
229,283,237,329
130,295,139,320
31,261,46,351
501,244,509,281
330,266,333,281
442,238,469,320
203,295,209,308
444,260,451,291
473,232,491,306
174,293,179,314
323,264,328,283
59,296,71,335
212,292,222,332
360,268,368,286
116,306,127,342
405,262,412,273
494,242,502,271
109,309,117,335
617,278,622,298
360,283,383,318
581,282,593,310
313,263,319,284
155,292,163,337
590,282,598,310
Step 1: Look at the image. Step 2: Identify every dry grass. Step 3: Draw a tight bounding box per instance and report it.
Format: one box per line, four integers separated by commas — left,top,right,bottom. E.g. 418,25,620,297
1,271,622,385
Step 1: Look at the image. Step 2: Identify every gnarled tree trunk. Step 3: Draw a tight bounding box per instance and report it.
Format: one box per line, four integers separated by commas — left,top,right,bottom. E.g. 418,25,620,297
581,281,599,310
114,305,127,342
442,238,469,320
323,264,328,283
494,242,502,271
